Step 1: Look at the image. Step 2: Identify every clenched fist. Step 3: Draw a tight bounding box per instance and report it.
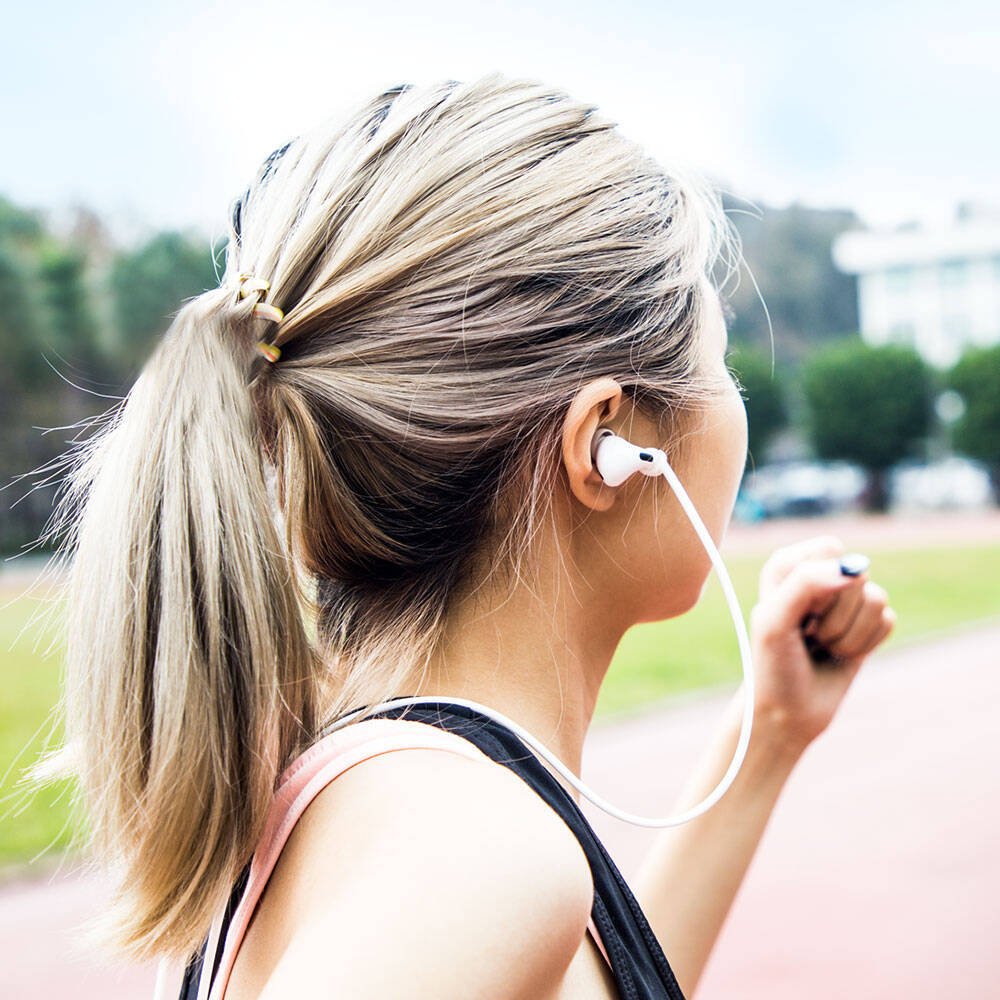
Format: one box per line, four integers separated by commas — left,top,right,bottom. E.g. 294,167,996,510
747,534,897,754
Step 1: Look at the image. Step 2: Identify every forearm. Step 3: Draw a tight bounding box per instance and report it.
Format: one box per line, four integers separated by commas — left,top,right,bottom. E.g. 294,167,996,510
631,689,803,998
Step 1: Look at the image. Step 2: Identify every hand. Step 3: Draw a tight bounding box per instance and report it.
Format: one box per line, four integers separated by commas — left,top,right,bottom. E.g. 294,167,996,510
747,534,897,754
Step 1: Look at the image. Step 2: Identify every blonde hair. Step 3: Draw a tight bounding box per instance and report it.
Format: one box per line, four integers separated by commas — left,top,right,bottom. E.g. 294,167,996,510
24,72,741,965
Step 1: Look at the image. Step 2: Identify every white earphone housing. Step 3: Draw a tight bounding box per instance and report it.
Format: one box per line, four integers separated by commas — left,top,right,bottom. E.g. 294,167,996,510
592,427,665,486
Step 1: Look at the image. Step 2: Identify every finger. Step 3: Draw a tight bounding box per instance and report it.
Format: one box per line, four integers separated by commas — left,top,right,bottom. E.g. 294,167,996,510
861,604,898,653
823,583,889,660
802,572,865,634
760,535,846,594
754,557,860,639
875,607,898,645
832,605,897,665
810,575,875,646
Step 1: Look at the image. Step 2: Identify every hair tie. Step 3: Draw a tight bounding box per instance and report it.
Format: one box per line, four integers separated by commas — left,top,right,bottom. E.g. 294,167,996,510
237,272,283,362
256,340,281,362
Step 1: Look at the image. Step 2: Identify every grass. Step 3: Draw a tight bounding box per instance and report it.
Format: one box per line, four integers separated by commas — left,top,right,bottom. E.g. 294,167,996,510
0,588,78,872
1,541,998,873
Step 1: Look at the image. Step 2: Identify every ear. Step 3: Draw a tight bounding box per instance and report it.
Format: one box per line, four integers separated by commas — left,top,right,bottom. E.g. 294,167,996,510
561,377,623,512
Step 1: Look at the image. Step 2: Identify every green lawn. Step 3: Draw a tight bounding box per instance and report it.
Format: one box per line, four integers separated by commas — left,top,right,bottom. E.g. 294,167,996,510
2,542,998,871
0,591,78,871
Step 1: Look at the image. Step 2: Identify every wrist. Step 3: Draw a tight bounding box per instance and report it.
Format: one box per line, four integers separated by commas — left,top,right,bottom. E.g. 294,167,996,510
727,690,808,769
751,701,812,764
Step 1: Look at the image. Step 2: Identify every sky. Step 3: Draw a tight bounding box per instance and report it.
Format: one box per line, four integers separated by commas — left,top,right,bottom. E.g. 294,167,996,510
4,0,998,249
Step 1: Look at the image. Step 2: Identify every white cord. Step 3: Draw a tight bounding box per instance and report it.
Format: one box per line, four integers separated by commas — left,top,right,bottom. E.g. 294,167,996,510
193,911,225,1000
152,956,174,1000
318,450,755,829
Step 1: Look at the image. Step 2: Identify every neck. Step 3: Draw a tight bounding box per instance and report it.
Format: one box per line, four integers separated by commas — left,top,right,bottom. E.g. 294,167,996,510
407,536,628,805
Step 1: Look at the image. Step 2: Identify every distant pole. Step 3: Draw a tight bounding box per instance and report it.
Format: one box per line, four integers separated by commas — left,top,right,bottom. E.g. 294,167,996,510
934,389,966,459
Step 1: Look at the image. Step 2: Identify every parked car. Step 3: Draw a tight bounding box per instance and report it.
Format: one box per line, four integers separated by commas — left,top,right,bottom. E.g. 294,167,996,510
732,487,767,522
890,456,994,510
738,461,867,518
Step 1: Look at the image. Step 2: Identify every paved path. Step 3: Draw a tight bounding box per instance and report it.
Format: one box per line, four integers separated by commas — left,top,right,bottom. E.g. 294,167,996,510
2,617,998,998
720,505,1000,555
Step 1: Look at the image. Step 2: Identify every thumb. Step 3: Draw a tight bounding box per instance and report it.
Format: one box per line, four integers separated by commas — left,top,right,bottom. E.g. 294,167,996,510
761,557,861,636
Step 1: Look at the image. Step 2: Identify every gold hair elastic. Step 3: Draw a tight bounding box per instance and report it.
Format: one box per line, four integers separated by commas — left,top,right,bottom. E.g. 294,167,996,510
238,272,283,362
256,340,281,362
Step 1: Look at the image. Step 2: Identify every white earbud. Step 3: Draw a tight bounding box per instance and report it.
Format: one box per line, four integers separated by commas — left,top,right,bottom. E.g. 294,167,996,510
591,426,666,486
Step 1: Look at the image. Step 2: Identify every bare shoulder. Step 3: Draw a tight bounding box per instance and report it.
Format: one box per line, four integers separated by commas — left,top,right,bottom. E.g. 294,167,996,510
244,740,595,1000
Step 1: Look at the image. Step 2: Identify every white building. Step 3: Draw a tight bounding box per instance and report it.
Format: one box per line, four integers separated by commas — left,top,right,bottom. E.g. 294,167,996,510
831,203,1000,369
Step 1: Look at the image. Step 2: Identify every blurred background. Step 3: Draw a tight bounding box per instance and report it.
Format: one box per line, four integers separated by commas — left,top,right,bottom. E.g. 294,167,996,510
1,1,998,998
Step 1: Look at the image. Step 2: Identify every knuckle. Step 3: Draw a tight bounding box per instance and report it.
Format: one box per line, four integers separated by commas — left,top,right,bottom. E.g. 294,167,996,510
832,641,858,661
759,550,782,577
784,557,808,581
749,602,771,637
796,558,824,586
863,581,888,606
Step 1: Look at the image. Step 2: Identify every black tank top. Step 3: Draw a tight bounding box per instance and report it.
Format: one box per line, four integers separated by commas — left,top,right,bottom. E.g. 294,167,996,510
179,699,688,1000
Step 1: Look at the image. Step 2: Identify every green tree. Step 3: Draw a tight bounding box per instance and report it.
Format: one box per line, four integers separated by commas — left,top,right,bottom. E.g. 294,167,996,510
37,242,102,373
0,204,75,557
726,339,788,473
945,343,1000,502
801,338,935,511
0,194,46,249
0,213,225,557
0,245,48,391
107,230,222,378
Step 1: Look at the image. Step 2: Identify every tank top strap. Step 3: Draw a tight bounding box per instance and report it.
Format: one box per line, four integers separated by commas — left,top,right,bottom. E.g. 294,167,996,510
359,700,688,1000
178,700,669,999
182,717,499,1000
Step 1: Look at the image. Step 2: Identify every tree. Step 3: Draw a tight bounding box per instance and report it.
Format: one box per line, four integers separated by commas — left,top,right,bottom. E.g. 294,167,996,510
107,230,223,379
0,213,226,557
945,343,1000,502
0,245,51,555
801,338,935,511
37,242,103,374
726,339,788,473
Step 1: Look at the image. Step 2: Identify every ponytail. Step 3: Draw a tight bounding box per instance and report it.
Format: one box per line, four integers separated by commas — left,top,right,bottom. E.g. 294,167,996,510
26,287,320,963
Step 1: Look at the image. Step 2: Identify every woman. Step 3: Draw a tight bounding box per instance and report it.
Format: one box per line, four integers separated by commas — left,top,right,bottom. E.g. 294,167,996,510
32,73,895,999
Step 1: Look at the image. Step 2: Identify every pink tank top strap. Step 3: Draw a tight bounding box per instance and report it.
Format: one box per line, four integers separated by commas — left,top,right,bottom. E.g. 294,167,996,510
203,716,610,999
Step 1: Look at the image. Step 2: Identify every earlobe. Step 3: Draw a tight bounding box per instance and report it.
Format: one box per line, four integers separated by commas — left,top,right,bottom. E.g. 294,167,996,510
560,378,623,512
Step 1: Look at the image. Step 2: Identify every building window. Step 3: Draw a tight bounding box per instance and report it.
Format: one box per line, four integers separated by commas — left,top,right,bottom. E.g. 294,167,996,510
939,259,968,286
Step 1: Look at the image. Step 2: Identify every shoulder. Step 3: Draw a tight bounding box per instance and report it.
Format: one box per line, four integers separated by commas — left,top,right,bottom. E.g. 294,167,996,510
256,737,595,999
